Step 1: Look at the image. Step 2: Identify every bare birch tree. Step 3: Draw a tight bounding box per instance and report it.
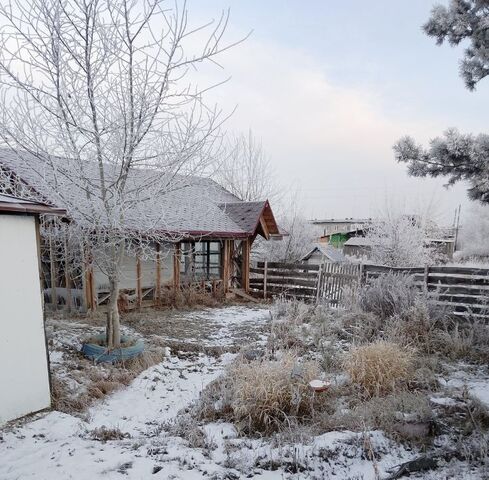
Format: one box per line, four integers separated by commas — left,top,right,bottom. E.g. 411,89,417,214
0,0,240,348
216,130,280,202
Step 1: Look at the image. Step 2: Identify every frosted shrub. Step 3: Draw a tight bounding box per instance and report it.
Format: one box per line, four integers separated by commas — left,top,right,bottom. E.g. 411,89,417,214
358,273,418,320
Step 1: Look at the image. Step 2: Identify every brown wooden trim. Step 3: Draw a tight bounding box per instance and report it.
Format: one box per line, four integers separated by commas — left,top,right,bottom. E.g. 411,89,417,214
35,216,53,407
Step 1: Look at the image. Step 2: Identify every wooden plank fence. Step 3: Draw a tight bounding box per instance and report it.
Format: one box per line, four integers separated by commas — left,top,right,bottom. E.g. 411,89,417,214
250,261,489,318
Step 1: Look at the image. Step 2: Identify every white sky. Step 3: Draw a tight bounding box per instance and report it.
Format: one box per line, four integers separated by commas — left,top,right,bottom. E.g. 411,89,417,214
187,0,488,225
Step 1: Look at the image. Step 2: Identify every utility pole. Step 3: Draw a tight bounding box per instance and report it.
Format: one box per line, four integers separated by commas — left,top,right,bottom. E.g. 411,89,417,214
453,204,461,252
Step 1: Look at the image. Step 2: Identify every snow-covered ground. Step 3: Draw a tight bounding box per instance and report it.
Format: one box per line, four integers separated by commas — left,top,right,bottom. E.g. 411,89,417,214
1,305,489,479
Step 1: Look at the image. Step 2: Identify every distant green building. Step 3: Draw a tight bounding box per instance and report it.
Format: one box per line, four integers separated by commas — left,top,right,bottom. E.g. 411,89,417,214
329,232,349,248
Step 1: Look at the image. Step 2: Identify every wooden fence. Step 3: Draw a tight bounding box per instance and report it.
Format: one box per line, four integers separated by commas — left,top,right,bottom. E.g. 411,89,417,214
250,261,489,317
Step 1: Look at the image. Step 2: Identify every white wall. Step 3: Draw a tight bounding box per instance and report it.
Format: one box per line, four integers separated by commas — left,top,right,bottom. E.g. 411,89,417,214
0,214,51,424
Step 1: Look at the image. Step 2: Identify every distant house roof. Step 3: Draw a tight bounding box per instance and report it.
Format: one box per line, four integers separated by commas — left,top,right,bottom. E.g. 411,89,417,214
343,237,373,247
0,193,66,215
301,243,347,263
311,218,371,225
0,148,279,239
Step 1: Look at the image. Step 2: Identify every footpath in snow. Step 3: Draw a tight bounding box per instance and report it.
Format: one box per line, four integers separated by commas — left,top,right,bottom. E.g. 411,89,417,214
0,306,270,480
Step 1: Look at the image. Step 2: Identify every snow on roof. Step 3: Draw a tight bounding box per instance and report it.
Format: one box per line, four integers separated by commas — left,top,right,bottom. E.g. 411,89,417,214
0,193,66,215
310,218,371,224
343,237,373,247
0,149,275,238
302,243,347,262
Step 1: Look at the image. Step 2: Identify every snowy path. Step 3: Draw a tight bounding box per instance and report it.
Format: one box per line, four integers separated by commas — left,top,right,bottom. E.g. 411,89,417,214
0,306,271,480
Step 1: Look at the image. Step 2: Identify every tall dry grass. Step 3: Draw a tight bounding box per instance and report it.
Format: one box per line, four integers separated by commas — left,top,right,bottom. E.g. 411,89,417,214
344,341,414,397
197,353,326,434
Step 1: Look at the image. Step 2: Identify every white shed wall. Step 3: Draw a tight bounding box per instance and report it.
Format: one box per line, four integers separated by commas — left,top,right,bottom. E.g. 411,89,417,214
0,214,51,424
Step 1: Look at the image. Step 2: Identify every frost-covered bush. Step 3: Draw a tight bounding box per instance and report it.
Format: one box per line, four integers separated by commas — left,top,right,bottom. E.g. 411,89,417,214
358,273,418,320
344,341,414,397
365,214,439,267
458,203,489,259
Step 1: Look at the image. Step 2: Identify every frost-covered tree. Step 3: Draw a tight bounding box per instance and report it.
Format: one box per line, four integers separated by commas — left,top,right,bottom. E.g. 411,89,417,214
256,211,315,263
215,130,280,203
365,214,438,267
394,1,489,203
0,0,237,348
457,203,489,258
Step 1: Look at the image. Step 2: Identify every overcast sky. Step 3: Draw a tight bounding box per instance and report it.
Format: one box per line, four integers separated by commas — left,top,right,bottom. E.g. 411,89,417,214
187,0,489,225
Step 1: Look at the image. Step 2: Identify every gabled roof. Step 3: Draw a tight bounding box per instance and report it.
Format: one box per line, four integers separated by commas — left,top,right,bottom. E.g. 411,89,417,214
0,148,277,239
219,200,281,239
301,243,347,263
0,193,66,215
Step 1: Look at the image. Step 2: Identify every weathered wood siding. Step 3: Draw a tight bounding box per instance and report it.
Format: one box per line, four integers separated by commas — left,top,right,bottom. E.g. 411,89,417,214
93,243,174,292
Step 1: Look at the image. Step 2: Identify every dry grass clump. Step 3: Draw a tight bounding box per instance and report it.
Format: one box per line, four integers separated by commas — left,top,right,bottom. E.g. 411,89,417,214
385,302,441,354
344,341,414,397
267,319,306,353
89,425,130,442
274,297,313,322
156,285,223,308
51,376,90,413
385,302,489,362
338,311,384,344
318,392,433,442
229,353,322,434
165,414,207,449
197,353,326,434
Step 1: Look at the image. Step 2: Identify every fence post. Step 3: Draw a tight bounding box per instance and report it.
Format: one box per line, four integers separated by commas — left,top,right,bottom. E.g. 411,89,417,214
358,263,365,285
423,265,429,293
263,260,268,300
315,263,323,304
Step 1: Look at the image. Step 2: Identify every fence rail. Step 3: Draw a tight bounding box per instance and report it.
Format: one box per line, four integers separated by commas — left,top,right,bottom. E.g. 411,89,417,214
250,261,489,318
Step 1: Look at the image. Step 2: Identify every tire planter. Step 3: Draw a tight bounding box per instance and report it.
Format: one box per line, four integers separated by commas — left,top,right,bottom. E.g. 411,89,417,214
81,334,144,363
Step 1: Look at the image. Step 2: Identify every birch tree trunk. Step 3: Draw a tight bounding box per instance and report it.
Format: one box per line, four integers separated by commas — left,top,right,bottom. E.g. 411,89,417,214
106,275,121,349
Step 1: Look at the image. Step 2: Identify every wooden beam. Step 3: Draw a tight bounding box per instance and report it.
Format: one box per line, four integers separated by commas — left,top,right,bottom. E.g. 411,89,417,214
173,243,181,291
222,240,230,293
230,288,260,303
259,216,270,240
64,231,72,312
48,228,57,308
136,254,142,309
155,243,161,304
229,240,235,288
241,238,251,292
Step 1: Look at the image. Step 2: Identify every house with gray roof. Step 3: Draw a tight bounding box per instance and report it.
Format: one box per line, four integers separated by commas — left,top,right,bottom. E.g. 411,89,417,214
0,149,282,310
301,243,347,265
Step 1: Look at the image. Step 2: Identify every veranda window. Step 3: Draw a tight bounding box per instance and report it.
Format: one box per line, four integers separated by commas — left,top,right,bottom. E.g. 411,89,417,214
180,241,222,280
